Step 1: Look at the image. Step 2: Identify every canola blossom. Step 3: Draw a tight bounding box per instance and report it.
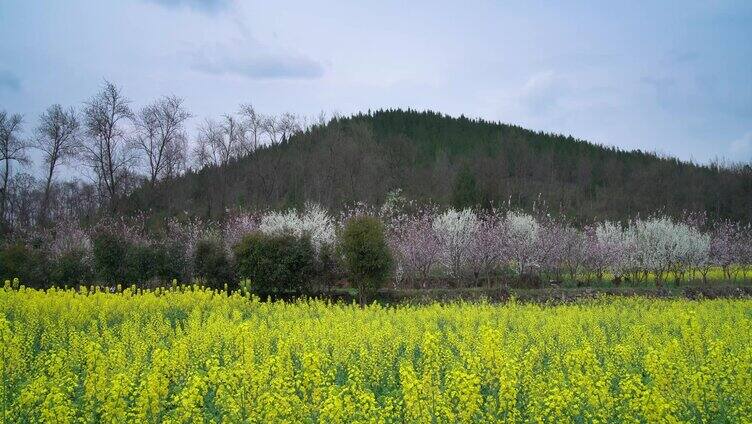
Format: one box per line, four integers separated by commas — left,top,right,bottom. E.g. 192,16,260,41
1,286,751,423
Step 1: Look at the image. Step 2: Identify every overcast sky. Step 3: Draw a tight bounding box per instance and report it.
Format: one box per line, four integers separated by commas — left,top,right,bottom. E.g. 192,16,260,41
1,0,751,170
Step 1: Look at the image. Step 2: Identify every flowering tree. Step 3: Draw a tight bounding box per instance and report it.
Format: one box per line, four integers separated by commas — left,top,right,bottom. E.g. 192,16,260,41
259,203,336,252
741,225,752,280
387,211,441,288
630,217,673,283
597,222,631,280
710,220,744,280
298,203,337,251
623,217,710,284
535,218,570,281
432,208,481,285
559,226,586,282
4,191,752,289
222,211,259,254
671,222,709,283
165,217,215,279
503,211,539,275
466,211,505,286
46,217,93,260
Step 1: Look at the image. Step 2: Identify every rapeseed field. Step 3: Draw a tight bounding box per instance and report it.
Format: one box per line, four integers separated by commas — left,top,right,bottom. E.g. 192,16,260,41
1,284,750,423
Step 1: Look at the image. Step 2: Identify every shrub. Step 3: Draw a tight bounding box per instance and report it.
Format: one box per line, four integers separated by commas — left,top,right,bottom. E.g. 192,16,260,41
92,231,130,283
0,244,46,288
194,239,234,290
48,250,93,287
315,242,342,292
509,272,543,289
234,232,316,294
123,243,164,285
338,216,393,307
92,229,189,286
153,242,189,283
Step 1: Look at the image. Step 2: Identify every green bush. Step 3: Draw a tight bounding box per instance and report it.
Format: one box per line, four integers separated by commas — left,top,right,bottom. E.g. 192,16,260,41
93,228,189,286
194,239,234,290
158,241,191,282
234,232,315,294
92,231,129,283
123,243,160,285
338,216,393,307
315,242,342,292
0,243,46,288
48,250,93,287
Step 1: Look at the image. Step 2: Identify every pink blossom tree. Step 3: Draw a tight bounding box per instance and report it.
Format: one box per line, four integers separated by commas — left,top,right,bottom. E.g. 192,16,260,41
386,211,442,288
466,211,505,286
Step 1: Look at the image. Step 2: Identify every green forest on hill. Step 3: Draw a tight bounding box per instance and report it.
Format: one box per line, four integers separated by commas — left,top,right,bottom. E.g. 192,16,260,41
128,109,752,223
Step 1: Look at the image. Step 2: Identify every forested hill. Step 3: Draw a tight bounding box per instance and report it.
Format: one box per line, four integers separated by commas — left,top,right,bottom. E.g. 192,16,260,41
127,109,752,222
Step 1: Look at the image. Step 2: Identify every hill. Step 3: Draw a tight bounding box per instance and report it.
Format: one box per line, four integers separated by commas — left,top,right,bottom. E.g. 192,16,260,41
127,109,752,222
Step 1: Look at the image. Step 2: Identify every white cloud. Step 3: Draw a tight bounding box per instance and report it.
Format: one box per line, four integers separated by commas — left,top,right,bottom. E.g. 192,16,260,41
190,40,324,80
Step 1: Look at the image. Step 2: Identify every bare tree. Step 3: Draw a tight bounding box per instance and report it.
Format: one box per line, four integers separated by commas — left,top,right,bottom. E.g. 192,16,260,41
81,81,136,213
55,179,98,222
134,95,191,185
315,110,328,127
193,119,223,167
238,103,265,154
4,172,38,232
278,112,302,141
161,132,188,179
260,112,302,146
262,115,281,145
33,104,81,224
221,114,244,159
0,110,28,229
193,115,241,168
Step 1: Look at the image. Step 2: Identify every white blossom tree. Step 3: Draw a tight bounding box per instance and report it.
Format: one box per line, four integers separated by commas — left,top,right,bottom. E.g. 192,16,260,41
503,211,539,275
432,208,481,283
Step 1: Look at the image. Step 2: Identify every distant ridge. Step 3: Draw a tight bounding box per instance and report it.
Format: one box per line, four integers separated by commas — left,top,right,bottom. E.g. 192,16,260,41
127,109,752,222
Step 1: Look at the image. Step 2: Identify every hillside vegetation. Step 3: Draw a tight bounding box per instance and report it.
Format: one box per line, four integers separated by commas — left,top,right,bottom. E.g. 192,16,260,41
129,109,752,222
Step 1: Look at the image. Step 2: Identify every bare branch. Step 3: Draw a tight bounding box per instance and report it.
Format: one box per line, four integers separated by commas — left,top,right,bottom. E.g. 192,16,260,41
134,95,191,184
81,80,136,212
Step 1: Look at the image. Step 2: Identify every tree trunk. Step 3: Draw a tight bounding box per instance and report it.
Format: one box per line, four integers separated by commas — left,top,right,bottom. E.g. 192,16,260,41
40,160,56,226
0,158,9,229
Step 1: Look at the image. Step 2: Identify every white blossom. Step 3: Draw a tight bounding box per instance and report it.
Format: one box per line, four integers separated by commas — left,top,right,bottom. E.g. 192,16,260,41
432,208,481,279
503,211,539,274
259,202,335,251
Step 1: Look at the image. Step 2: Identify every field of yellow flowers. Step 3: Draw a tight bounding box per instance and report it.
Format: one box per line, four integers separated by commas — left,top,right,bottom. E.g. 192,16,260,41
1,284,751,423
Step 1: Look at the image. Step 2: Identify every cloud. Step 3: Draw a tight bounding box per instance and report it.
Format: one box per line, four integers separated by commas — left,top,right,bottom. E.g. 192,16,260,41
0,69,20,92
191,43,324,80
729,131,752,160
143,0,231,14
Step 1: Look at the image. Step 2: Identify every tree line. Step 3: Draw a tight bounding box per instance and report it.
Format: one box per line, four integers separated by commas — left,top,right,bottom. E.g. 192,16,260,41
3,83,752,239
0,80,312,235
1,199,749,293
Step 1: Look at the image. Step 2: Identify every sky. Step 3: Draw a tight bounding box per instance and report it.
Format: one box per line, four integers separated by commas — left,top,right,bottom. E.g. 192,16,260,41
1,0,751,176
